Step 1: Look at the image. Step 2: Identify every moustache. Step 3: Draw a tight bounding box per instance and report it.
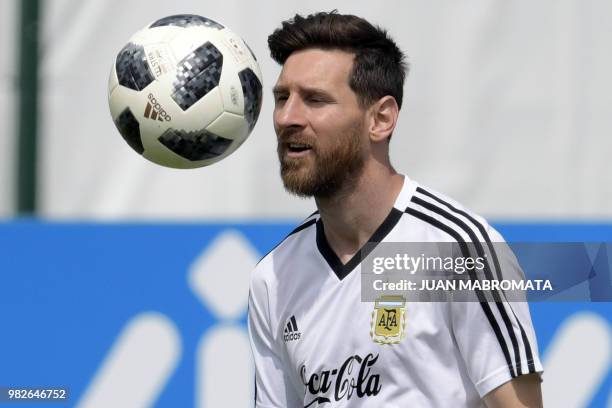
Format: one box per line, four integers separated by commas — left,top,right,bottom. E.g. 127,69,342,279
277,131,317,151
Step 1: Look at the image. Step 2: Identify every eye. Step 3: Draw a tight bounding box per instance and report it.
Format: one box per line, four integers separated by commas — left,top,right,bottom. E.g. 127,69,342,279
274,94,288,103
305,92,333,105
306,96,331,105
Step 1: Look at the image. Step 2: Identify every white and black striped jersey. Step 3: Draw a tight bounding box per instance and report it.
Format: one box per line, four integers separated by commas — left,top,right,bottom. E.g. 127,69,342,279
248,176,542,407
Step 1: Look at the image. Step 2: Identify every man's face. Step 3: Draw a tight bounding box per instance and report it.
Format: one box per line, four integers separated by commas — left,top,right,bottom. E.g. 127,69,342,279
273,48,368,198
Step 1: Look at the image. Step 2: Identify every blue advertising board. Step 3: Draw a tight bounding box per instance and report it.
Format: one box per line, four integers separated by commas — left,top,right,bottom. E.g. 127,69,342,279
0,221,610,407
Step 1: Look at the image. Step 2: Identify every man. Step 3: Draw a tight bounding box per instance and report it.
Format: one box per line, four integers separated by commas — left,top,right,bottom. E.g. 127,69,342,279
248,11,543,407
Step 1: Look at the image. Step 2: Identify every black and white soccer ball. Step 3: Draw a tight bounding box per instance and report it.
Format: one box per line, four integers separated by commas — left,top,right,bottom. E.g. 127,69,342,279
108,14,263,169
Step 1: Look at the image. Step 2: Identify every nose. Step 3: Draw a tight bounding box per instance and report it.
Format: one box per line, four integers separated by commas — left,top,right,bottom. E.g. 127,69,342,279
274,95,307,133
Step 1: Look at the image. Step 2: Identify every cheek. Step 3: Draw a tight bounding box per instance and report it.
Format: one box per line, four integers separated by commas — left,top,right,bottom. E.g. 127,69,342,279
310,109,349,134
272,112,284,136
313,110,364,139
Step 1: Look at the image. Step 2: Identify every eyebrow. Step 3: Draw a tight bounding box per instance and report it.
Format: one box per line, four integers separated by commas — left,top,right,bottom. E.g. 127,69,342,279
272,85,288,95
271,85,333,97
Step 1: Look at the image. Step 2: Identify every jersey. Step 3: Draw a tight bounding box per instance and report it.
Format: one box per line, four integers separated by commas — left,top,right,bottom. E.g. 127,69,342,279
248,176,543,407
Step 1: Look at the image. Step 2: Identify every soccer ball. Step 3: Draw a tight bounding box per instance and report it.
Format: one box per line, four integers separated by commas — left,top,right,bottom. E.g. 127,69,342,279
108,14,263,169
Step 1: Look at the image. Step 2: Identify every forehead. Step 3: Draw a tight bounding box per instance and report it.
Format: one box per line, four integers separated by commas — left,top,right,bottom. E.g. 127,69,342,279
275,48,355,91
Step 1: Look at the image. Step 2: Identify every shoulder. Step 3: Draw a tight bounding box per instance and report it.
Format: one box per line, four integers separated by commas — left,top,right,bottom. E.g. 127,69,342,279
250,211,320,291
402,181,504,243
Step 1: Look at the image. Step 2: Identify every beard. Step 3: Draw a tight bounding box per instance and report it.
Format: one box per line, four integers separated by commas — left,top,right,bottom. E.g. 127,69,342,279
277,122,365,199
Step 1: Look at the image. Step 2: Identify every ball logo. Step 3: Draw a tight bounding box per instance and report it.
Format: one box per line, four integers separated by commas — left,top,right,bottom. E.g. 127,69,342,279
229,86,239,107
224,36,247,62
146,47,172,78
144,94,172,122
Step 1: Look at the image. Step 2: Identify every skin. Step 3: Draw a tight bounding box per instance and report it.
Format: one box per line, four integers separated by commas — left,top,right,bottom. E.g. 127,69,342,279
483,373,543,408
272,47,543,407
273,48,403,263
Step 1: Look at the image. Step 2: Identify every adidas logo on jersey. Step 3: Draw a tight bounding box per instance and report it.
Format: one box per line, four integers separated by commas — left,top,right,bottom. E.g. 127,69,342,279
283,316,301,342
144,93,171,122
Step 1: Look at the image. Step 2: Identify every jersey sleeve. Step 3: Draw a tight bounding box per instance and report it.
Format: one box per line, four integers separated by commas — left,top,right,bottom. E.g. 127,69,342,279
248,267,301,408
450,224,543,398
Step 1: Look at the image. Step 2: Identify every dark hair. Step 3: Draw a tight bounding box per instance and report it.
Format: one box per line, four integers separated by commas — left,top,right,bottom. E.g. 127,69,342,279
268,11,408,109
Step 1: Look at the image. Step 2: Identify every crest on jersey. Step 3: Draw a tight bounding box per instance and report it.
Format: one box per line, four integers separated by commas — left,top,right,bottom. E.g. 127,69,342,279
370,296,407,344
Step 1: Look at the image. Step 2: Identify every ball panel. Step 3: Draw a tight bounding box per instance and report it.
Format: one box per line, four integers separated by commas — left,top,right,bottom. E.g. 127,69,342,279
164,86,224,136
238,68,262,131
114,108,144,154
217,63,244,116
165,27,212,65
115,43,155,91
244,41,257,61
108,62,119,96
150,14,224,30
207,111,249,150
171,42,223,110
157,128,232,161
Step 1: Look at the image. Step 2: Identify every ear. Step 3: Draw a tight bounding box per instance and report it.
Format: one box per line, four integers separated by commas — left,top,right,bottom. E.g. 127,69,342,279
368,96,399,143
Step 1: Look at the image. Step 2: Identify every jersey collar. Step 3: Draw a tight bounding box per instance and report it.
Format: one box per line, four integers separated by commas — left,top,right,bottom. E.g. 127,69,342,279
315,176,414,280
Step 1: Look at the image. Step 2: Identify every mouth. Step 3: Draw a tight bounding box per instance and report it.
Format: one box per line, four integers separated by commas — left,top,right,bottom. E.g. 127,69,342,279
284,142,313,158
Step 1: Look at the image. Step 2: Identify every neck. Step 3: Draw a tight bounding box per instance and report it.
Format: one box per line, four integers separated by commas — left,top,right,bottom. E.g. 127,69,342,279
315,165,404,264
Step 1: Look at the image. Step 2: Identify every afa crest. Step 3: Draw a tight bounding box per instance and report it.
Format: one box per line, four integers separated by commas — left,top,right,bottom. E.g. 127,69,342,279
370,296,407,344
